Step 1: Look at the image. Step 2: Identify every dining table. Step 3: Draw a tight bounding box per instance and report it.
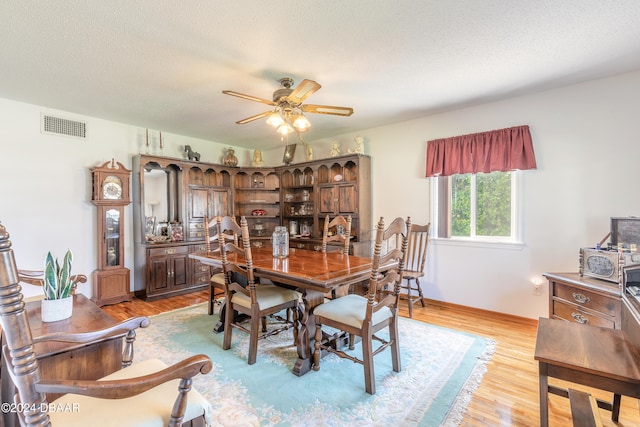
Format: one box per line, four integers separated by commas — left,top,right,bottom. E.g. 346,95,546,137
190,246,376,376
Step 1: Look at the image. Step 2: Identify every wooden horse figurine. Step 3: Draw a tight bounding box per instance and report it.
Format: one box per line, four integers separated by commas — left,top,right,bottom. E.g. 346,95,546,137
184,145,201,161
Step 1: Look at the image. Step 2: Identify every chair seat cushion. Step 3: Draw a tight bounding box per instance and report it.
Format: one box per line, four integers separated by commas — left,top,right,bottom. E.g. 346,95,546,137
210,272,225,285
313,294,392,329
231,283,301,310
402,270,424,280
49,358,212,427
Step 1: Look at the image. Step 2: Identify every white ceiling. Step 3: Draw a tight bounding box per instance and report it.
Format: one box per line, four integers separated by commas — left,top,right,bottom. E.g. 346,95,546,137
2,1,640,150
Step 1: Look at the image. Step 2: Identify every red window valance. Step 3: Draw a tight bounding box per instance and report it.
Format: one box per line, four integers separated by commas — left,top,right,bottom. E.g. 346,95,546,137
425,125,537,177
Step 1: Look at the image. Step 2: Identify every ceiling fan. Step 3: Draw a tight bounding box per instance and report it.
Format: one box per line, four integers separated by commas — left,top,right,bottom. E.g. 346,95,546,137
222,77,353,136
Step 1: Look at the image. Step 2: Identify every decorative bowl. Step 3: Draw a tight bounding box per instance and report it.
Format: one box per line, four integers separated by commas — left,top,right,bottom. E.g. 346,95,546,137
147,235,171,243
333,174,343,182
252,209,267,216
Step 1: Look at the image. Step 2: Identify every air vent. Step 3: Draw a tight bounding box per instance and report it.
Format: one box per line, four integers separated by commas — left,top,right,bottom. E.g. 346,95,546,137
41,114,87,139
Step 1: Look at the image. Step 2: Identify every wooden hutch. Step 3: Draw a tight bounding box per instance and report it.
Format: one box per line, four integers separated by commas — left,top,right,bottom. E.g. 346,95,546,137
132,153,371,301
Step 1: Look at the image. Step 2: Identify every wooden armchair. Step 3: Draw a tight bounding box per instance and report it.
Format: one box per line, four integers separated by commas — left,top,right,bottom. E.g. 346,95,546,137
0,223,213,427
312,216,411,394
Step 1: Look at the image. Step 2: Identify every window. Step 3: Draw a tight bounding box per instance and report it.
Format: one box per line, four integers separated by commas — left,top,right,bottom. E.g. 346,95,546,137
432,171,521,243
425,125,535,245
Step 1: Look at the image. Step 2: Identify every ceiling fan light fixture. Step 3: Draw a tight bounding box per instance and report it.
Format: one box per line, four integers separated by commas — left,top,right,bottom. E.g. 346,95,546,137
223,77,353,137
266,111,284,127
292,113,311,131
277,123,294,136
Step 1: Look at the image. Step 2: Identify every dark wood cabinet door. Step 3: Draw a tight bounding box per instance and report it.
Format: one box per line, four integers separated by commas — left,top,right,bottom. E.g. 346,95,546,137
189,187,210,219
210,189,229,217
188,187,229,221
147,245,190,294
338,184,357,213
171,254,189,288
319,184,357,214
149,257,169,293
319,186,336,214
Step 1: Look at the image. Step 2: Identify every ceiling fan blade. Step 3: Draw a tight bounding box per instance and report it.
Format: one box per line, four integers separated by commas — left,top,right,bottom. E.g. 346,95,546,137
302,104,354,116
236,111,272,124
222,90,276,106
287,79,322,105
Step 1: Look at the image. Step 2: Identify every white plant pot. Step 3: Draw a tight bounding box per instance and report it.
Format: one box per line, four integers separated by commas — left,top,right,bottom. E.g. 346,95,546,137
41,296,73,322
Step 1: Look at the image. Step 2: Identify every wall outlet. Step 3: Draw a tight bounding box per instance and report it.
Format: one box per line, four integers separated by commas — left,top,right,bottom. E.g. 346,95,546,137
533,283,543,296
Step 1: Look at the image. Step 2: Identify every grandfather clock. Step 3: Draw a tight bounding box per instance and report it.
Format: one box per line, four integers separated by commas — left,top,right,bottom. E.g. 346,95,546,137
91,159,132,306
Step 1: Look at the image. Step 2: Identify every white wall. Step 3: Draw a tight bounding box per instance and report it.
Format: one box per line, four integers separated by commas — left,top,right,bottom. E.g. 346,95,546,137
0,99,242,299
2,69,639,317
301,69,640,319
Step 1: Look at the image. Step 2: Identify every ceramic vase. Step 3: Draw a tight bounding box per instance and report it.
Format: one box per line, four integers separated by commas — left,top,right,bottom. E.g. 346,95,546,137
41,296,73,322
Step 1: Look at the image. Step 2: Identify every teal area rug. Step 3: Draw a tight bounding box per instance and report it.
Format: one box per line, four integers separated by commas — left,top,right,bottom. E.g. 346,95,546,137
135,303,495,427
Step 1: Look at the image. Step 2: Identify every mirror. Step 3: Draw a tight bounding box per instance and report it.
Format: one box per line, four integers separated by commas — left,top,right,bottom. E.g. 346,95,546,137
144,169,168,223
143,164,179,238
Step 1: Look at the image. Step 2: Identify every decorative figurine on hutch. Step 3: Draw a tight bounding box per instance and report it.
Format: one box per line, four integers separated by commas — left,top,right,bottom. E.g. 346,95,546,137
252,149,264,167
349,135,365,154
224,147,238,167
330,140,342,157
184,145,201,161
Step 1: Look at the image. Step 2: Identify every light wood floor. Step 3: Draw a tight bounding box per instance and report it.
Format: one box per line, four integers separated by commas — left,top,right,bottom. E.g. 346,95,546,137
102,292,640,426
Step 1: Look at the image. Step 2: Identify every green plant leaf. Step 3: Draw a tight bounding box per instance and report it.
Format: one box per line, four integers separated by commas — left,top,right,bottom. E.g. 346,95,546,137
58,250,73,299
43,252,57,300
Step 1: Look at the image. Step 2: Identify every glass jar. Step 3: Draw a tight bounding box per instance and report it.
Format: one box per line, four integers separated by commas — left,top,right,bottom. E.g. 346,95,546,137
289,220,299,236
272,226,289,258
168,222,184,241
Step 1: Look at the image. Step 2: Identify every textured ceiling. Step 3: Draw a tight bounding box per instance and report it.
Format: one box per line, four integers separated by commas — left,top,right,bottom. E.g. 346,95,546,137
1,1,640,149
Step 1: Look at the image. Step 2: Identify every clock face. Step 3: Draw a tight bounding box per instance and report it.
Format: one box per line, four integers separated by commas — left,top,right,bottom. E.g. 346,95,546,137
103,176,123,199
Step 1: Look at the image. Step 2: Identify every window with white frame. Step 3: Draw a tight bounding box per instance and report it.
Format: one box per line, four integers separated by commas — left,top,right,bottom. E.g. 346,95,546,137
431,170,522,243
425,125,535,245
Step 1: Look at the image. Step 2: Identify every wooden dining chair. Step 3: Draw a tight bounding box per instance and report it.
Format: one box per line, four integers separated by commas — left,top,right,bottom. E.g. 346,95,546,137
312,216,411,394
322,214,352,254
0,223,213,427
204,215,233,315
400,222,430,317
321,215,352,299
217,215,301,365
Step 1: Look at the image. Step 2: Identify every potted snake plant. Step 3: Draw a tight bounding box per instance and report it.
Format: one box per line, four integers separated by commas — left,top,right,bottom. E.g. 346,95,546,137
41,249,77,322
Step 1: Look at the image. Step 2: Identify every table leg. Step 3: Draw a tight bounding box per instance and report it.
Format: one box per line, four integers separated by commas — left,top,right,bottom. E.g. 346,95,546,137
293,289,324,376
539,362,549,427
612,393,621,422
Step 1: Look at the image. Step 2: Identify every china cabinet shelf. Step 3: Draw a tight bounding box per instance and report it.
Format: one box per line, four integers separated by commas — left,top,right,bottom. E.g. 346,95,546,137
132,154,371,301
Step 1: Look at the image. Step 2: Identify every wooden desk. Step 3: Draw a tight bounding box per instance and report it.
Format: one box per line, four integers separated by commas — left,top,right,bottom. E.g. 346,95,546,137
534,314,640,427
190,247,375,376
1,294,124,427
